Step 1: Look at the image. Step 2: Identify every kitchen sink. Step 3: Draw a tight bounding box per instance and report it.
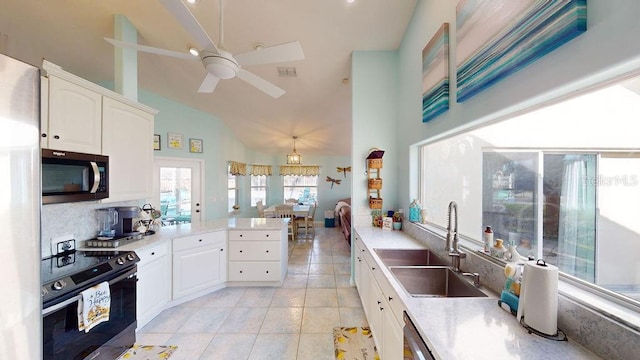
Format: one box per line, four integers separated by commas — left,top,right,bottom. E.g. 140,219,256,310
389,266,488,298
374,248,449,267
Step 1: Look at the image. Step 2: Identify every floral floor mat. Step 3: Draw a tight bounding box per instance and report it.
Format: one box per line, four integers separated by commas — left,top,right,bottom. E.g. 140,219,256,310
333,327,380,360
116,345,178,360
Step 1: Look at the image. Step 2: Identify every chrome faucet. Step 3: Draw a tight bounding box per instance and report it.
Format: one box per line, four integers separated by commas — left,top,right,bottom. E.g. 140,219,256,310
446,201,466,272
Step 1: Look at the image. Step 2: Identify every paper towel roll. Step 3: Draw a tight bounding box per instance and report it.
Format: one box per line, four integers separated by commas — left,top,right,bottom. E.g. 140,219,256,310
516,259,559,336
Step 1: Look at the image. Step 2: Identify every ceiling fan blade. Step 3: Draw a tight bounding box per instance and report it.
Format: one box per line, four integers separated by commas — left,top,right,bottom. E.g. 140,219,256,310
237,69,285,98
158,0,219,54
235,41,305,67
197,73,220,93
104,38,195,60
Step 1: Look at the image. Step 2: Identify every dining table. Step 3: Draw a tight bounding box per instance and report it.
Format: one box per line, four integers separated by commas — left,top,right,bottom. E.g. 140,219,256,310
263,204,310,218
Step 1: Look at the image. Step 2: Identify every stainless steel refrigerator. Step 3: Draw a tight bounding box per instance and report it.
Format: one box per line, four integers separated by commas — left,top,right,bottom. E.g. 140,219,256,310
0,53,41,359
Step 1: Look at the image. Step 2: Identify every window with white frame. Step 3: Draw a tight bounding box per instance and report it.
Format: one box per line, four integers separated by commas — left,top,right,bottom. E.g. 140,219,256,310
420,72,640,307
283,175,318,205
251,175,267,207
228,165,238,212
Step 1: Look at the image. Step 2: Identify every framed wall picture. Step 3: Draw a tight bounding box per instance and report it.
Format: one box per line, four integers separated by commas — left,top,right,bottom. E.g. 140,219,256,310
153,134,161,150
167,132,183,149
189,138,203,153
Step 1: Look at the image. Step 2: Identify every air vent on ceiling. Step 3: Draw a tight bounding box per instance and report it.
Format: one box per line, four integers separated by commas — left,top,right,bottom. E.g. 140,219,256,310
277,67,297,77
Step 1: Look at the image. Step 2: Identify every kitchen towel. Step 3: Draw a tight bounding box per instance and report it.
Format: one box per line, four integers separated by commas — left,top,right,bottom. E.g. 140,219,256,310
516,259,559,336
78,281,111,332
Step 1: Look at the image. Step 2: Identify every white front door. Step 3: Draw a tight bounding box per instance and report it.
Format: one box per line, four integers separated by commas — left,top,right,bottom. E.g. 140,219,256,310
153,157,204,224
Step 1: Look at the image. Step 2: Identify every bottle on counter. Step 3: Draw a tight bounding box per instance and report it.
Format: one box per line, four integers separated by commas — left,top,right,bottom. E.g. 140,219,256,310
409,199,422,222
483,226,493,253
491,238,507,259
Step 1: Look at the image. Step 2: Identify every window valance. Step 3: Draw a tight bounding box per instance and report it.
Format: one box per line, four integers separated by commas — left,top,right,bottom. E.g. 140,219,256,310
250,164,273,176
229,161,247,176
279,165,320,176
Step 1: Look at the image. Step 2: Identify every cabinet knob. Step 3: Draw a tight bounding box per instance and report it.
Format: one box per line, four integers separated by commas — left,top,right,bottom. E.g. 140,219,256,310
199,239,202,242
266,234,269,238
41,133,47,138
377,300,382,305
388,296,393,302
240,270,243,273
371,267,376,271
220,248,224,251
151,252,155,256
239,250,243,253
196,203,200,206
266,270,269,273
196,210,200,213
53,135,60,139
265,250,269,253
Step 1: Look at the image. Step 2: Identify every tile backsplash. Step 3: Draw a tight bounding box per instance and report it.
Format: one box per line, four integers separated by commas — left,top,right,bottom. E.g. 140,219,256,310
41,200,139,258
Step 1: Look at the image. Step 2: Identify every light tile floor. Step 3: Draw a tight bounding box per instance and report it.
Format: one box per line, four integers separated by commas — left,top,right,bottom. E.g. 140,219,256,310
137,227,367,360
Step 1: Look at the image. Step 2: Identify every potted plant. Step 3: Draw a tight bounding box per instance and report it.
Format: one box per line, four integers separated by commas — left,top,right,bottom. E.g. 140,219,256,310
392,212,403,230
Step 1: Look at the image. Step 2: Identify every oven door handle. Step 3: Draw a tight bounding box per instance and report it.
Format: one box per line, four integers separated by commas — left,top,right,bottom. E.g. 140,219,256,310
42,268,137,316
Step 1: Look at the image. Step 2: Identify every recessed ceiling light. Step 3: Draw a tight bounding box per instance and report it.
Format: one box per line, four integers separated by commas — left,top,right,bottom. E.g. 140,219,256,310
346,0,356,4
188,46,199,57
186,0,199,4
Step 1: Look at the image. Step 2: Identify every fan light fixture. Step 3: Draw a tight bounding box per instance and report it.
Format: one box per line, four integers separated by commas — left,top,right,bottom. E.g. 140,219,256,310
188,46,199,57
287,136,302,164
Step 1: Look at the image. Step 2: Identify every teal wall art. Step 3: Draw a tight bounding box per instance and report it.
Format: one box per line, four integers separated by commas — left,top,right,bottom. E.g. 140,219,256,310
456,0,587,102
422,23,450,123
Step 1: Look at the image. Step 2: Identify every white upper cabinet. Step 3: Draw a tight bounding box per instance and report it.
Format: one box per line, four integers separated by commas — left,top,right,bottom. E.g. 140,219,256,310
101,97,154,202
42,61,158,203
45,76,102,154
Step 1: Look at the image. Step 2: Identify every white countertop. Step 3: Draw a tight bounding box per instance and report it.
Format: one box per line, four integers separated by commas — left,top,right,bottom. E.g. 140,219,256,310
353,226,600,360
79,218,289,252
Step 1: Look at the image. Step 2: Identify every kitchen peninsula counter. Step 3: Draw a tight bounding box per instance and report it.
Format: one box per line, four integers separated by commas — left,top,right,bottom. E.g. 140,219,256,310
79,218,290,252
354,225,600,360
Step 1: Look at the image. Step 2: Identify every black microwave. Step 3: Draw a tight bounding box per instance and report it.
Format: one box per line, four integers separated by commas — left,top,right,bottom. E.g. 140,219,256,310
42,149,109,204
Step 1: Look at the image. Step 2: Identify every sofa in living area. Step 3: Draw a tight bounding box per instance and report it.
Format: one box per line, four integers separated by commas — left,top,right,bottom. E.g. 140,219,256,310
335,198,351,245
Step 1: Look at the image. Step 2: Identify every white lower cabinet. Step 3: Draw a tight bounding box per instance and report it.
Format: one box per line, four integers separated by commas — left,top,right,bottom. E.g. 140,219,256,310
172,231,227,299
356,231,405,359
227,228,287,284
136,242,170,330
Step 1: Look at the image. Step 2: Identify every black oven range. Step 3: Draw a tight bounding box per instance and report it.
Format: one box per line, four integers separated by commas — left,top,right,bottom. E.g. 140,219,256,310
42,250,139,360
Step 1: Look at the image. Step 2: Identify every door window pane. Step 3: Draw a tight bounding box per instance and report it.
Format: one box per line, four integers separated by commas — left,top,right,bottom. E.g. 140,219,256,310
160,167,191,224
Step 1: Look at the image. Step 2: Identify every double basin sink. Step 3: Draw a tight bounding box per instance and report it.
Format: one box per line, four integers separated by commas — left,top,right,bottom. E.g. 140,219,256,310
373,249,490,298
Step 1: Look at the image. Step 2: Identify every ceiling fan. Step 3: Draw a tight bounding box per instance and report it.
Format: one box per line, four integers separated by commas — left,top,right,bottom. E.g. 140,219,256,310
104,0,304,98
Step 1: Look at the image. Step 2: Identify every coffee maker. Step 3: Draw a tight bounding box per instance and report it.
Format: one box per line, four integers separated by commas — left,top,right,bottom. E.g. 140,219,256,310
114,206,140,236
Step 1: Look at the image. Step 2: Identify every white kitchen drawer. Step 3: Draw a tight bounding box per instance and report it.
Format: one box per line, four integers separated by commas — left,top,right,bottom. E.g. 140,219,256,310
228,241,280,261
136,241,169,268
228,261,280,282
172,231,226,252
228,230,280,241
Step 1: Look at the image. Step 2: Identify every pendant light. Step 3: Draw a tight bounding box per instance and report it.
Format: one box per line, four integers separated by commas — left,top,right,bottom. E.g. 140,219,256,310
287,136,302,164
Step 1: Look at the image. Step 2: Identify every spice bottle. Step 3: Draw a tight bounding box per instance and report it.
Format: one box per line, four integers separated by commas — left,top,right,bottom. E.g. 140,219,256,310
483,226,493,253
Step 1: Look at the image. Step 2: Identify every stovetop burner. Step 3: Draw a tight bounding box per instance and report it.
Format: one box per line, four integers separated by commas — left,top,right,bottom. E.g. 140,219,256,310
41,250,139,305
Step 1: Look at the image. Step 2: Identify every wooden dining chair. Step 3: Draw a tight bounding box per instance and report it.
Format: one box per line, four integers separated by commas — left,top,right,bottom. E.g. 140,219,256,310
275,205,296,241
295,203,316,236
